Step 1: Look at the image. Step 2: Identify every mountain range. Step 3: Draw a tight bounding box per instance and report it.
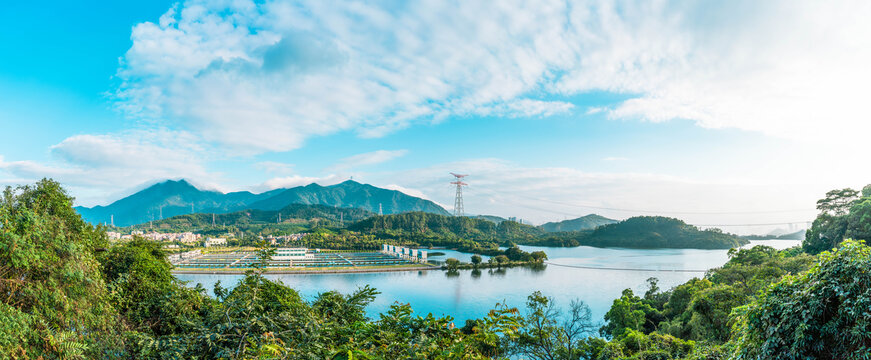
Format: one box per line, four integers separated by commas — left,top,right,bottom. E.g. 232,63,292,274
75,179,450,226
540,214,618,232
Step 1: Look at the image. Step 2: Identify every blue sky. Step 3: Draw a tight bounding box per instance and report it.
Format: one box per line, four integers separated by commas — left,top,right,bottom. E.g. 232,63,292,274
2,0,870,233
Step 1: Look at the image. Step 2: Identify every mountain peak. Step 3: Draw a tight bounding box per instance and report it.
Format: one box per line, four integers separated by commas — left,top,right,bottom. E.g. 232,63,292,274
76,178,450,226
150,178,194,188
333,179,363,187
541,214,618,232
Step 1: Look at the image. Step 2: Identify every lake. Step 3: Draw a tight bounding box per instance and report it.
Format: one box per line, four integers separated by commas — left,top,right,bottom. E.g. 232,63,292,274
175,239,801,324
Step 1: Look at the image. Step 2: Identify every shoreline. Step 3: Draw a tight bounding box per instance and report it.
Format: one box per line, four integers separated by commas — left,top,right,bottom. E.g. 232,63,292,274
172,265,439,275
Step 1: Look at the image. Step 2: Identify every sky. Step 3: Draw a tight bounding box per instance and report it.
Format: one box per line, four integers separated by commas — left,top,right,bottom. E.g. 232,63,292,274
2,0,871,234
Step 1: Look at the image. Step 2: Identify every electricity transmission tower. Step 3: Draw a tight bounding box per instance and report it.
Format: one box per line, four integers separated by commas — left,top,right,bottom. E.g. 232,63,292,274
450,173,468,216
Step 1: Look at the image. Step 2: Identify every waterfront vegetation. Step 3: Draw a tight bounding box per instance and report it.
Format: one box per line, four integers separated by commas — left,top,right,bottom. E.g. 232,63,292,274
130,206,748,252
4,179,871,359
441,246,548,271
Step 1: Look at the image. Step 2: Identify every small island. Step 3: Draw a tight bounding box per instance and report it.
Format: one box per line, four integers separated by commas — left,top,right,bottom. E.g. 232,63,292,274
535,216,748,249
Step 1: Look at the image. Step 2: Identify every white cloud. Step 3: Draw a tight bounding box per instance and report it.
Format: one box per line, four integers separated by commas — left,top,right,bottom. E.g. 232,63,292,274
382,183,451,210
255,161,296,175
252,174,343,193
113,0,871,154
327,149,408,172
369,158,824,234
0,130,216,206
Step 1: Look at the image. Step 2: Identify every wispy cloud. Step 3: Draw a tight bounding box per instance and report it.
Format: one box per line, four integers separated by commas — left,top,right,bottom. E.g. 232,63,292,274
255,161,296,175
327,149,408,172
112,0,871,155
0,130,217,205
251,174,344,193
371,158,822,231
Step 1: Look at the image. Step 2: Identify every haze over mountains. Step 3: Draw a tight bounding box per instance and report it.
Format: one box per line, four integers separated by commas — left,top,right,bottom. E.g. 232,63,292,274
540,214,618,232
75,179,450,226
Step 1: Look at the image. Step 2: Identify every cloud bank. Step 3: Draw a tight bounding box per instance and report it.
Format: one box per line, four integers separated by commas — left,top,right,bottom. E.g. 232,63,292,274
113,0,871,154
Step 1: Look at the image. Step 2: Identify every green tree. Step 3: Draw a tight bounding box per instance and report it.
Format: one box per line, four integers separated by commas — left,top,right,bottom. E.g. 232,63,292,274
513,291,596,360
846,198,871,241
816,188,860,216
600,289,660,339
735,239,871,358
471,254,483,266
445,257,461,270
100,238,208,336
0,179,116,358
804,213,850,254
530,251,548,262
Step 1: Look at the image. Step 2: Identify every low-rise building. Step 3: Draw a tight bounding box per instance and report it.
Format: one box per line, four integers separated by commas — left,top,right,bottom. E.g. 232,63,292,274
204,237,227,247
273,247,312,260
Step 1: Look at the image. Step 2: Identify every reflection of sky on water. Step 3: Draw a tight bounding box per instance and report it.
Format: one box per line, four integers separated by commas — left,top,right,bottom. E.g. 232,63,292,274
176,240,800,324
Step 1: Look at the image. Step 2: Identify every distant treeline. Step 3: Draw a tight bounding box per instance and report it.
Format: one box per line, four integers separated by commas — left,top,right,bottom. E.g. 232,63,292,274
122,209,748,250
125,203,373,233
7,179,871,359
533,216,748,249
740,229,806,240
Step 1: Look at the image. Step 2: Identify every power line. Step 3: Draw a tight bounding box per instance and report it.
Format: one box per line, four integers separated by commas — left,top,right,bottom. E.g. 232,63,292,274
450,173,468,217
504,191,813,215
465,187,812,227
544,261,708,273
693,221,810,227
466,185,813,215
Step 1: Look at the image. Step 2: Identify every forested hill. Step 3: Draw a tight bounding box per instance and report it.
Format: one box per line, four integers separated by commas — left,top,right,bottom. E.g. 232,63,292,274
582,216,748,249
76,179,448,226
540,214,617,232
246,180,450,215
537,216,748,249
75,179,285,227
127,204,374,232
741,229,806,240
348,212,545,241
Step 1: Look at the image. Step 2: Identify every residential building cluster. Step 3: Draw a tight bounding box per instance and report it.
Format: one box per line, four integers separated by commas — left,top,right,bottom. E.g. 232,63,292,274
106,231,202,243
142,232,202,243
204,237,227,247
264,233,307,245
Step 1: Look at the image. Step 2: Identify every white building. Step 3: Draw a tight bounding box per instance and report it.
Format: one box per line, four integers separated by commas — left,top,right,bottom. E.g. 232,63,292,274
273,248,312,260
204,237,227,247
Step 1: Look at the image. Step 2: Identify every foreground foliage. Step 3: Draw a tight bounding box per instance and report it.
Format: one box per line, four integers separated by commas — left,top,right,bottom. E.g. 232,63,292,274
734,239,871,358
7,180,871,359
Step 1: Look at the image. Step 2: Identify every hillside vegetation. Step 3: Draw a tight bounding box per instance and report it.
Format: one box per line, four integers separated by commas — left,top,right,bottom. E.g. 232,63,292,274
536,216,748,249
76,179,448,226
344,211,544,252
540,214,617,232
6,180,871,359
128,203,373,233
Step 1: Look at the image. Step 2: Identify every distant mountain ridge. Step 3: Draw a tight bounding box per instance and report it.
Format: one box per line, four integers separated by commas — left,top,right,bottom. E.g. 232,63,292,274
540,214,618,232
538,216,748,249
75,179,449,226
128,203,375,232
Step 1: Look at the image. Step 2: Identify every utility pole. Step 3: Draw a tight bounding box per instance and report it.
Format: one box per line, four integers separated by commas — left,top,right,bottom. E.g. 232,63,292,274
450,173,468,217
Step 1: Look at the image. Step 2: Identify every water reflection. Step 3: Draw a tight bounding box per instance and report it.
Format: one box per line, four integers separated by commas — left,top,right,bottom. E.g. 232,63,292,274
177,239,801,324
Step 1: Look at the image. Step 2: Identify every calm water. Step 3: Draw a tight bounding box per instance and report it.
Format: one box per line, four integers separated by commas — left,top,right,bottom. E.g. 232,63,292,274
176,240,800,324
